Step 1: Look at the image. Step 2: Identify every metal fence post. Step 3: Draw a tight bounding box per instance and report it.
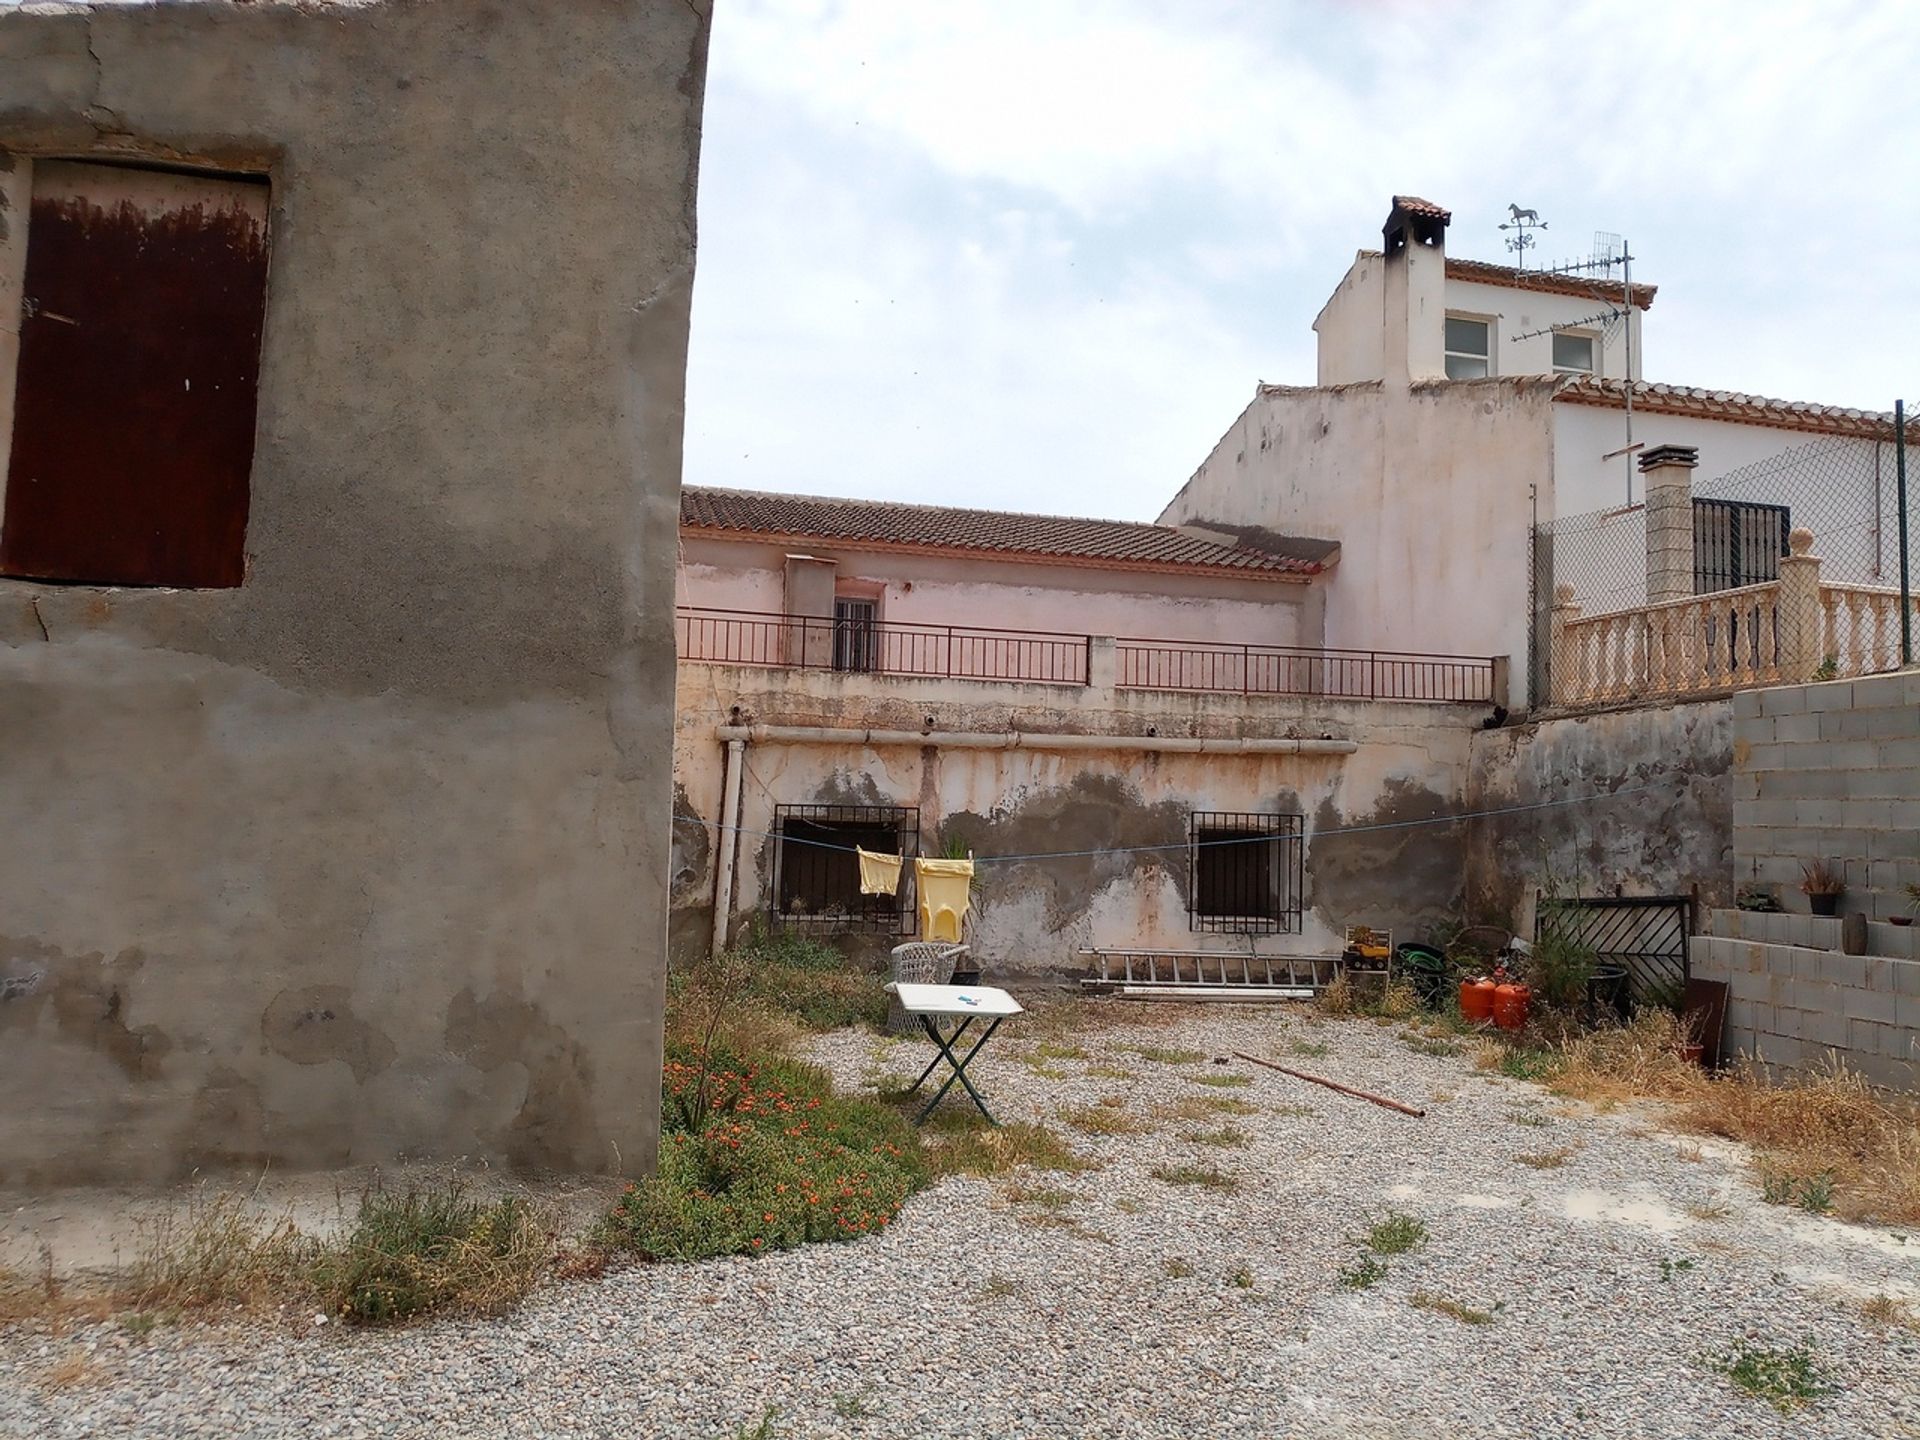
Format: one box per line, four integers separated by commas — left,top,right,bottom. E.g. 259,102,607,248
1899,398,1911,667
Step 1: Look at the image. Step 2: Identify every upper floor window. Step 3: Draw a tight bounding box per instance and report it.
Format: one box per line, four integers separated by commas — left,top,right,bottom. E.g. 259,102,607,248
1552,331,1597,375
1,160,270,588
832,596,879,672
1443,315,1491,380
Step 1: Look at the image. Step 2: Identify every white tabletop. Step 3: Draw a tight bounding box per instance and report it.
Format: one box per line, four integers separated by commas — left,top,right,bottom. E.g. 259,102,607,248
886,982,1024,1018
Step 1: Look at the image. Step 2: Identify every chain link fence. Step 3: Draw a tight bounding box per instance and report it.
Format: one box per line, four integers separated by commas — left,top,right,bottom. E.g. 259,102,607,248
1532,417,1917,708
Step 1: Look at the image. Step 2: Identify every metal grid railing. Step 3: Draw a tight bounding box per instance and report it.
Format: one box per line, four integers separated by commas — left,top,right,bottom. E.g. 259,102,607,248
1114,639,1495,702
1187,812,1304,935
678,607,1089,684
770,803,918,934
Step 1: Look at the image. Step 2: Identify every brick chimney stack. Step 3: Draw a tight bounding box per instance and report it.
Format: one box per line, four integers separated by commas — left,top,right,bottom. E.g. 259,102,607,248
1381,195,1449,385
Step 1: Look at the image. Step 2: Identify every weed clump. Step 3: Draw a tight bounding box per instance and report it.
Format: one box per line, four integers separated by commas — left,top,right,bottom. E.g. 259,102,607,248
1705,1340,1830,1413
313,1188,546,1326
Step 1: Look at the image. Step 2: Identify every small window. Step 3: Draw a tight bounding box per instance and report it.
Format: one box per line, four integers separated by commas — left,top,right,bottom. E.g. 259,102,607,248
1443,316,1491,380
1189,812,1303,934
1,160,270,588
772,804,918,933
833,597,878,673
1552,331,1596,375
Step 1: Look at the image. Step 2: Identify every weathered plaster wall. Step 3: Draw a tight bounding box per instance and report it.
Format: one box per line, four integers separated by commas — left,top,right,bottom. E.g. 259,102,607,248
672,663,1485,971
1158,379,1554,671
0,0,708,1183
1464,701,1734,934
677,538,1319,650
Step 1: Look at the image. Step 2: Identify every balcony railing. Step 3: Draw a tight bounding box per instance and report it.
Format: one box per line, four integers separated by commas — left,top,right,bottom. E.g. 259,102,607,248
676,607,1090,684
677,607,1499,703
1113,639,1497,702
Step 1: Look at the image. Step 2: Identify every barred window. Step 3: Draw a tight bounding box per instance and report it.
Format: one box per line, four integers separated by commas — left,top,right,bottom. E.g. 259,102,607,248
771,804,917,934
1189,812,1303,934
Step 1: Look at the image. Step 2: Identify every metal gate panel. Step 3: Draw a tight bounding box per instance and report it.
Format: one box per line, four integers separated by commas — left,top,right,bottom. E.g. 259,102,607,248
1537,895,1692,1008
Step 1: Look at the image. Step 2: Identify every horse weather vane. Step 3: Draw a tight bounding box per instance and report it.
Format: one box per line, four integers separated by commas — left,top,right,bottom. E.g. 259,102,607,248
1499,203,1546,269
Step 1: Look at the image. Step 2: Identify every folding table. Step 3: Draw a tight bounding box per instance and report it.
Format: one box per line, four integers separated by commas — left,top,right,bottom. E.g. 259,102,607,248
885,982,1024,1125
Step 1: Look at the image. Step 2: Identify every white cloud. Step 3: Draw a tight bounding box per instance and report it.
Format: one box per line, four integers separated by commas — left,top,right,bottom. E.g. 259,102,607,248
686,0,1920,518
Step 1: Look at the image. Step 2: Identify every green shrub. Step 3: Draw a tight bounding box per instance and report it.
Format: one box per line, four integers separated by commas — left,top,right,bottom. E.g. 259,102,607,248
607,1050,927,1262
311,1187,545,1326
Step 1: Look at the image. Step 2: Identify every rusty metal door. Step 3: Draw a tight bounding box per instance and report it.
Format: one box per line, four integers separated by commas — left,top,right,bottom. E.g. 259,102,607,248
0,160,269,588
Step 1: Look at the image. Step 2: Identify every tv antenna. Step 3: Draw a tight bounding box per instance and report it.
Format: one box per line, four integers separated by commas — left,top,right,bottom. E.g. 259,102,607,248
1537,231,1641,503
1498,203,1547,268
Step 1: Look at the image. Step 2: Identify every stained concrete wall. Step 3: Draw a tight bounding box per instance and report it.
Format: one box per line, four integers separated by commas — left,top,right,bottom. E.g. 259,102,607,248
673,663,1488,972
1731,670,1920,920
1692,911,1920,1090
1464,701,1734,934
0,1,708,1183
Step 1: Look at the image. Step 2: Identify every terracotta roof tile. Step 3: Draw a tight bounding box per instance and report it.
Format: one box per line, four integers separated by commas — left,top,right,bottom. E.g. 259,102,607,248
680,486,1322,579
1391,195,1452,223
1552,377,1902,440
1445,255,1657,310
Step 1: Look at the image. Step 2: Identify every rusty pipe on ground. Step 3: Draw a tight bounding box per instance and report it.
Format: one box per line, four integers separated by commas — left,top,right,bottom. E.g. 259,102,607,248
1231,1051,1426,1117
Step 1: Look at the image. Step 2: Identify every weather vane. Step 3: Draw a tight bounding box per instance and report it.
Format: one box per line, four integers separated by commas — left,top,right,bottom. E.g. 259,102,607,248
1499,203,1546,269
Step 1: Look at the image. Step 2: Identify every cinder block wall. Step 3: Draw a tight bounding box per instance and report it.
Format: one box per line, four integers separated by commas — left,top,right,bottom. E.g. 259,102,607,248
1692,915,1920,1089
1732,671,1920,918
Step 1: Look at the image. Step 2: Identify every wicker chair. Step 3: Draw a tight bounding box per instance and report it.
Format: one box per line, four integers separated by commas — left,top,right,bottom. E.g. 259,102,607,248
887,941,968,1035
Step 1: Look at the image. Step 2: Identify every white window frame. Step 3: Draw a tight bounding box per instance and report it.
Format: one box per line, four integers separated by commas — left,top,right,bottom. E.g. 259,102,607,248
1551,329,1599,376
1443,313,1494,380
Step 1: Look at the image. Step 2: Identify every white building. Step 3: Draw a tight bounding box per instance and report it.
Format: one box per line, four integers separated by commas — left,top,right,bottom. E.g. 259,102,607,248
1161,197,1904,699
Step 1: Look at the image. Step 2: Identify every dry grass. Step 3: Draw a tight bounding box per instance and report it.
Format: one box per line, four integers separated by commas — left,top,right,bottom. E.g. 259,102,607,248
1486,1011,1920,1225
1162,1256,1196,1278
1686,1199,1733,1221
1060,1104,1150,1137
1149,1164,1240,1192
39,1352,95,1389
1084,1063,1137,1081
924,1119,1095,1178
122,1193,317,1314
1860,1294,1919,1331
1181,1125,1251,1150
1515,1146,1579,1170
1410,1291,1496,1326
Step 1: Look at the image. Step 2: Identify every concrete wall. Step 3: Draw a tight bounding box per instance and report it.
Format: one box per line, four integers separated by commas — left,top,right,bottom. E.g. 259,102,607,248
1731,671,1920,921
1692,912,1920,1090
1158,379,1554,672
677,536,1321,650
1464,701,1734,933
673,663,1488,972
0,1,708,1183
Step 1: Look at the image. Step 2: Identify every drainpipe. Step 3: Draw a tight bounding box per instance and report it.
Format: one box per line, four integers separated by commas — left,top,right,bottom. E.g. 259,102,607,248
713,724,1358,757
710,737,747,960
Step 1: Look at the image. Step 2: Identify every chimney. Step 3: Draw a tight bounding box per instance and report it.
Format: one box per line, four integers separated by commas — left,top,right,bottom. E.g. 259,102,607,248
1381,195,1449,385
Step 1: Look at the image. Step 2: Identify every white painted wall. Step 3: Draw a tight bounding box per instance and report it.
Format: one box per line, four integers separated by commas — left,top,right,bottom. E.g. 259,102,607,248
1312,252,1382,386
1159,380,1554,669
676,537,1319,650
1444,278,1639,383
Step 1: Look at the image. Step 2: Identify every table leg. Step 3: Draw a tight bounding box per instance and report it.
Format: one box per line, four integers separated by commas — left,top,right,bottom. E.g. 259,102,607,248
908,1016,974,1093
914,1016,1005,1126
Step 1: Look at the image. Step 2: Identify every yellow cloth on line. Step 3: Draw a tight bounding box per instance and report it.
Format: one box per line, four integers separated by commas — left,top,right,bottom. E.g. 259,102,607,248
914,856,974,942
857,848,904,897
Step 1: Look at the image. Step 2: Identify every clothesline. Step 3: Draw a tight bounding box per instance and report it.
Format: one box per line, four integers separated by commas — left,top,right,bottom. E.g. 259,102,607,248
670,776,1673,866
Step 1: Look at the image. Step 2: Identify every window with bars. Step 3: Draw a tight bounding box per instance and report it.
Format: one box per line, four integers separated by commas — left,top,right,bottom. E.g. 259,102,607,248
1693,498,1791,592
833,597,879,672
1188,812,1303,934
771,804,917,933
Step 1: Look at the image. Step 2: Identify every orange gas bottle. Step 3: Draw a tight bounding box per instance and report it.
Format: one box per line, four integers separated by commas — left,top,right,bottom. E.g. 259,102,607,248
1493,981,1532,1032
1459,976,1497,1023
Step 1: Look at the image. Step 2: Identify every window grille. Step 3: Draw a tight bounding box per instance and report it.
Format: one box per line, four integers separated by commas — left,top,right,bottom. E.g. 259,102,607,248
771,804,917,934
832,598,879,672
1693,498,1791,593
1188,812,1304,934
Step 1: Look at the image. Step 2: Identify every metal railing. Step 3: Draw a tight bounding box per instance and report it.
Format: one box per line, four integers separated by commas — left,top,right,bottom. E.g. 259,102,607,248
677,607,1499,703
676,607,1089,684
1113,638,1497,702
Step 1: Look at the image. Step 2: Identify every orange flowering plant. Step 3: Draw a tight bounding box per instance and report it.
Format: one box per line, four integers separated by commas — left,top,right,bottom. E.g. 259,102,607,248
605,1044,927,1262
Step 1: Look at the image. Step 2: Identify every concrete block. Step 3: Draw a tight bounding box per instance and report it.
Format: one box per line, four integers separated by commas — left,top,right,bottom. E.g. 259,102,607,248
1760,686,1810,717
1801,1007,1852,1049
1792,947,1826,981
1869,829,1920,862
1898,992,1920,1031
1806,680,1856,712
1777,713,1823,743
1754,1033,1807,1068
1900,670,1920,708
1733,688,1764,722
1851,1051,1920,1091
1891,959,1920,997
1820,953,1869,988
1874,737,1920,769
1850,1018,1893,1056
1843,986,1898,1023
1786,978,1832,1013
1739,743,1792,773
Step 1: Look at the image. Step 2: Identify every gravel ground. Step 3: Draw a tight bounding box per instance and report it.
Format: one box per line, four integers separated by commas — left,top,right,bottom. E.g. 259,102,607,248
3,1002,1918,1439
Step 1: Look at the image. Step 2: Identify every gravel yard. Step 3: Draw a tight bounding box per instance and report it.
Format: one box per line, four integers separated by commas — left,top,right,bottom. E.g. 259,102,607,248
3,1002,1917,1440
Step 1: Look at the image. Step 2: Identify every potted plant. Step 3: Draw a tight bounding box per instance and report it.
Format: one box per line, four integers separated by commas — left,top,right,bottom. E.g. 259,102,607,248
1799,860,1845,917
1893,881,1920,927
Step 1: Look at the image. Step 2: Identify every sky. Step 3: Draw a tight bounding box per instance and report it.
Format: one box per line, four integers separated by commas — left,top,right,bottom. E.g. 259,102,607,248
684,0,1920,521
